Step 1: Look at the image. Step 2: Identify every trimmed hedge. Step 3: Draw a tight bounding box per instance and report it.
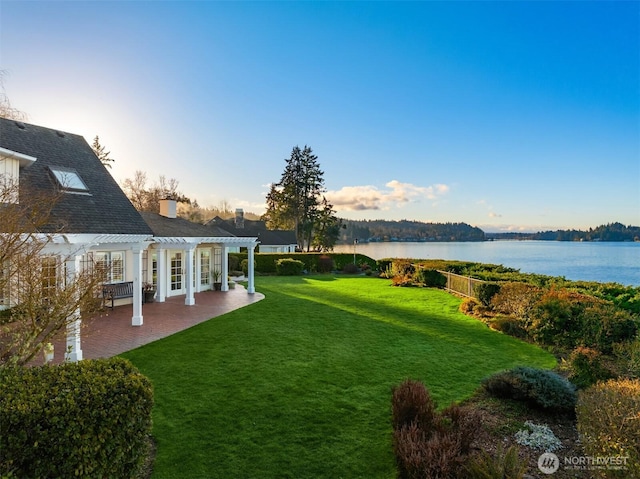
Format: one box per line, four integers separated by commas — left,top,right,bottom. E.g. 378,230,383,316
0,358,153,478
230,252,378,274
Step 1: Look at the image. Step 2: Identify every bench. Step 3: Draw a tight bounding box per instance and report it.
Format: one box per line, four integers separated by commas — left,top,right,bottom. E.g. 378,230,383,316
102,281,134,309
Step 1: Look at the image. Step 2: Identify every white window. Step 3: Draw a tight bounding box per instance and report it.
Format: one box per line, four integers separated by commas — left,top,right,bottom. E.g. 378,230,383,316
41,256,59,299
49,166,89,193
95,251,125,283
170,252,183,291
200,250,210,286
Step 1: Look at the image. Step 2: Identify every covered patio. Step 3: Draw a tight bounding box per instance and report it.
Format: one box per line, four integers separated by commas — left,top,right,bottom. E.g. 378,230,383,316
41,285,264,365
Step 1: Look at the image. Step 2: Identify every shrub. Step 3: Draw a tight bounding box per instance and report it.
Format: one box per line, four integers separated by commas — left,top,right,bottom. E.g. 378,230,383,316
275,258,304,275
391,379,438,432
526,289,638,354
613,335,640,379
228,254,240,272
482,367,577,413
475,282,501,308
460,298,479,315
491,282,542,319
0,358,153,479
342,262,360,274
415,269,447,288
567,346,614,389
240,258,257,275
514,421,562,452
489,316,528,339
577,378,640,478
377,259,393,277
465,445,526,479
391,379,479,479
579,302,638,354
394,424,464,479
318,254,334,273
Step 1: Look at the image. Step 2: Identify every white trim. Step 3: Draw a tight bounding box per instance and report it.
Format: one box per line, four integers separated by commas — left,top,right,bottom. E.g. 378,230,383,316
152,236,258,246
0,147,37,167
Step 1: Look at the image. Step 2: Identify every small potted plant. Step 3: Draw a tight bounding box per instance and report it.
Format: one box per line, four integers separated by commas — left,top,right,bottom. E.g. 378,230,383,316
212,270,222,291
143,282,156,303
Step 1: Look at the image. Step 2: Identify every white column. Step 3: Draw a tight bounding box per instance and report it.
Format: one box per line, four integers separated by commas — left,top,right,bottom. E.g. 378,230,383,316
247,245,256,294
185,245,196,306
157,247,166,302
195,248,202,293
64,255,83,362
132,246,143,326
221,246,229,291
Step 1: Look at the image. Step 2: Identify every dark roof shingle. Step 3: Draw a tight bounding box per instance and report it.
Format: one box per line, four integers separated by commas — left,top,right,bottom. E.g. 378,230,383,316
0,118,153,236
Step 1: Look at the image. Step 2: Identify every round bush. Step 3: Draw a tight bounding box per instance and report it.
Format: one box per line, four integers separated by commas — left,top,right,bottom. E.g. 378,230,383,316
275,258,304,275
0,358,153,478
482,366,577,413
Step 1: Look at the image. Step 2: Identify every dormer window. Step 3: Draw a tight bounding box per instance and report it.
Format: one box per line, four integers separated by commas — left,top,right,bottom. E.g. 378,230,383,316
49,166,89,193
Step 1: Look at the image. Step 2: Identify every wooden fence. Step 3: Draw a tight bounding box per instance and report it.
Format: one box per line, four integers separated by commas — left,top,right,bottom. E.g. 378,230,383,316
437,270,485,298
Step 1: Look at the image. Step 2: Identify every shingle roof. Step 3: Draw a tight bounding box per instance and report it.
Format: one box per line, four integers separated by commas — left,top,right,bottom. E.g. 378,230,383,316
0,118,153,236
208,216,297,245
140,212,236,238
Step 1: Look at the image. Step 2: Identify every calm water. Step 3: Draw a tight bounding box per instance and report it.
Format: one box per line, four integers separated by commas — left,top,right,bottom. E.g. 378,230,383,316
333,241,640,286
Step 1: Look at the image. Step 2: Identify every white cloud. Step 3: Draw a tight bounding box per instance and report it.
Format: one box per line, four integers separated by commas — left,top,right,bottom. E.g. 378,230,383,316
327,180,449,212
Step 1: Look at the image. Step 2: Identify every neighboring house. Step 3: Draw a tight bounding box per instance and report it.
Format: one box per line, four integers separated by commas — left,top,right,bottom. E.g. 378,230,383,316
0,118,257,361
208,209,298,253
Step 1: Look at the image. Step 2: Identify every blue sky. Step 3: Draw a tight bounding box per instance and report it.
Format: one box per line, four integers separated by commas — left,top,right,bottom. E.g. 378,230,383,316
1,1,638,232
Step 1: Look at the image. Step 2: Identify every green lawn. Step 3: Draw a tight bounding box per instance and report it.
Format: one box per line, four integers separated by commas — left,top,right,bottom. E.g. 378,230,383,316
121,276,555,479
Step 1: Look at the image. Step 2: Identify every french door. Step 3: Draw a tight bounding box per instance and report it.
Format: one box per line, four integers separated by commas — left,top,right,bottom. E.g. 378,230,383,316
169,251,184,296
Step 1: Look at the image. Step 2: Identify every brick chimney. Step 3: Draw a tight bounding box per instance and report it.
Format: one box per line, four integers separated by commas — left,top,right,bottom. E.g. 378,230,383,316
159,198,177,218
235,208,244,229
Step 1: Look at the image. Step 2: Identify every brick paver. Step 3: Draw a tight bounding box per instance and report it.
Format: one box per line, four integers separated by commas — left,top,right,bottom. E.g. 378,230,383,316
41,285,264,365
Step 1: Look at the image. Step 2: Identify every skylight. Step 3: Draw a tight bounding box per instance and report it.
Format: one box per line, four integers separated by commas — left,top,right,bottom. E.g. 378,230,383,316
49,166,89,192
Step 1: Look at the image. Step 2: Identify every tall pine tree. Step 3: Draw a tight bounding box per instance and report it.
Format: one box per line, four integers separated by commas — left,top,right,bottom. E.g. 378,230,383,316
263,145,339,251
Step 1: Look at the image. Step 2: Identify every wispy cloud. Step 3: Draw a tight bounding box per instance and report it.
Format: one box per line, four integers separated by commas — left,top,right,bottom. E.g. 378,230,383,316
327,180,449,212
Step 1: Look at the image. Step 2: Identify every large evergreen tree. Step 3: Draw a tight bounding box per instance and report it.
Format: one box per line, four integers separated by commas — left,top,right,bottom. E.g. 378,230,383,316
263,145,340,251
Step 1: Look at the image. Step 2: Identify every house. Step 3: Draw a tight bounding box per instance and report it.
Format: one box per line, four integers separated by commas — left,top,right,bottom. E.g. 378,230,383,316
208,209,298,253
139,200,258,306
0,118,258,361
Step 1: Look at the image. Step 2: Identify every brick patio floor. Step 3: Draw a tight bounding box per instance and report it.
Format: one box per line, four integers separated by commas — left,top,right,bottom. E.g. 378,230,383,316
43,285,264,365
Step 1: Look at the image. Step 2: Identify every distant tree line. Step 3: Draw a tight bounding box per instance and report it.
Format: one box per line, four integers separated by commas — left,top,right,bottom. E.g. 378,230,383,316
338,219,485,243
486,222,640,242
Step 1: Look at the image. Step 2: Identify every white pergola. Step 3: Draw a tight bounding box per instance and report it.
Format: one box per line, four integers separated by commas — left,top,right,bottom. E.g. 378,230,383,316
40,233,152,362
151,236,259,307
26,234,258,362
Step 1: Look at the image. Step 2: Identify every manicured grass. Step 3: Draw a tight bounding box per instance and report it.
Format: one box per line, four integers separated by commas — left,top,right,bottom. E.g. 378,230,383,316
121,276,555,479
